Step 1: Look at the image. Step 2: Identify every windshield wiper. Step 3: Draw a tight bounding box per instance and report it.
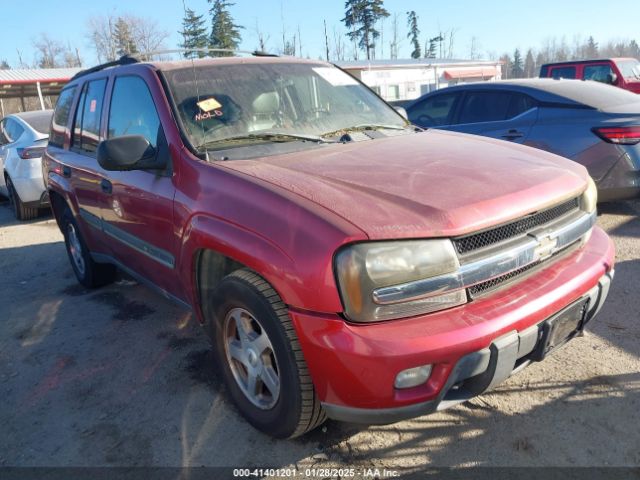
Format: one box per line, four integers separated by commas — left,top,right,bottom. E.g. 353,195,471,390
320,123,408,138
198,132,333,150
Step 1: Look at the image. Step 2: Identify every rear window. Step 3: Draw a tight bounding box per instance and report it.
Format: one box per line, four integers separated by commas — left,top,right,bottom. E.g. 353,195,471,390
50,87,76,148
616,59,640,80
550,67,576,79
21,113,53,135
72,78,107,153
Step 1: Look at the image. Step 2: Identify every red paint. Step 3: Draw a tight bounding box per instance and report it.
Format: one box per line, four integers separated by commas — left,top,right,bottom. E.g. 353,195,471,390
44,59,616,413
540,58,640,94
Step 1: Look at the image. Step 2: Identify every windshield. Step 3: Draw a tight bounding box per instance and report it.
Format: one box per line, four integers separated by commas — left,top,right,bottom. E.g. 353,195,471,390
616,59,640,80
163,61,406,151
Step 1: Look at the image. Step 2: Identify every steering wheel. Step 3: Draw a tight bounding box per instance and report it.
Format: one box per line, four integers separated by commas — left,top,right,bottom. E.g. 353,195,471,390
417,114,436,127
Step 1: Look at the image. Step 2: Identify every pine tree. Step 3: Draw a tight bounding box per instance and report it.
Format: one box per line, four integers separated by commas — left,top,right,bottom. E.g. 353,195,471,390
523,49,535,78
208,0,243,57
511,48,524,78
180,8,209,58
342,0,390,60
406,11,421,59
114,17,137,56
586,36,599,58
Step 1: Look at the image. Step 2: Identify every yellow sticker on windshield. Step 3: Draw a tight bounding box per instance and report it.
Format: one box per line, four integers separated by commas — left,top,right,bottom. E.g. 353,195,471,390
197,97,222,112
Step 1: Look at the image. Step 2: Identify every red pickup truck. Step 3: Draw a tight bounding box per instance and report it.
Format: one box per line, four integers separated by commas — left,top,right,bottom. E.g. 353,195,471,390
540,58,640,93
44,54,614,438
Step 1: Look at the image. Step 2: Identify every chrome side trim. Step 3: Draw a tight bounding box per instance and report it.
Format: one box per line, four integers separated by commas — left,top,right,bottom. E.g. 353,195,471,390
372,211,596,305
79,208,175,269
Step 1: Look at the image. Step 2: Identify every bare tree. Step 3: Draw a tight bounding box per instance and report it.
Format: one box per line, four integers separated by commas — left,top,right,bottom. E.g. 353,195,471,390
333,26,346,61
323,20,330,61
254,20,270,52
33,34,65,68
468,36,481,60
389,13,399,59
87,14,169,62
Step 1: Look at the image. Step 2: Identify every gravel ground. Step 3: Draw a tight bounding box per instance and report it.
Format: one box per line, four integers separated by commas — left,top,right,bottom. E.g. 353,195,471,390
0,198,638,472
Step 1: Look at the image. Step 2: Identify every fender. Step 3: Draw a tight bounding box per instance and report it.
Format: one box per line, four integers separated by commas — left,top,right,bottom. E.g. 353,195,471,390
179,212,346,323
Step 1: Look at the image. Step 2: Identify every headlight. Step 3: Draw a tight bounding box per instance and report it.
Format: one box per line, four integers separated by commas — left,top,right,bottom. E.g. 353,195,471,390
581,176,598,214
335,240,467,322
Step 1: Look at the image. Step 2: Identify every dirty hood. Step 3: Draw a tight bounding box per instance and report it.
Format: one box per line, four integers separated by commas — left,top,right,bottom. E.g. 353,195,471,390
218,130,588,239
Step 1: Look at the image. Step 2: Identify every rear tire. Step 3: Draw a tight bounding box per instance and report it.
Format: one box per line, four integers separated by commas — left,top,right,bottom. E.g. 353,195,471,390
7,177,39,221
206,268,326,438
60,208,116,288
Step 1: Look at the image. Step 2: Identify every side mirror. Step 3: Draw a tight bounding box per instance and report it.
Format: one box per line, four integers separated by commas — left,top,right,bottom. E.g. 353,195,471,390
606,73,618,85
394,106,408,120
97,135,164,171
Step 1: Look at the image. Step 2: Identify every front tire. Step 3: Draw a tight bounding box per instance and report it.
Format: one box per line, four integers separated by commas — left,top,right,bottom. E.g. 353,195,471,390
207,269,326,438
61,209,116,288
7,177,39,221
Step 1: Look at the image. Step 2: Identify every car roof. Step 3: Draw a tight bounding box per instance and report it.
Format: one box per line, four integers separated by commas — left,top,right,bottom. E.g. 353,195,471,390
540,58,637,68
69,55,329,85
12,110,53,121
406,78,640,111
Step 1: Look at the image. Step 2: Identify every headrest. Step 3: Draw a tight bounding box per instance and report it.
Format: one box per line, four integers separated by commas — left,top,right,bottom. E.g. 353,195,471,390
252,92,280,114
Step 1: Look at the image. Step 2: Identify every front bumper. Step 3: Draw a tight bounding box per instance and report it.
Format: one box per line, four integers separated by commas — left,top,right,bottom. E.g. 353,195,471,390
322,271,612,424
289,226,615,423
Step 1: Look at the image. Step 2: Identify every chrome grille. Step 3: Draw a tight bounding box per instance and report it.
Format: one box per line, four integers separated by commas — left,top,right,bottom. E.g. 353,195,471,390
454,198,580,255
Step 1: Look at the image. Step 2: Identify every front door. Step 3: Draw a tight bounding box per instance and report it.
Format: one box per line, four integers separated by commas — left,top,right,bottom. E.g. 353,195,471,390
99,74,179,299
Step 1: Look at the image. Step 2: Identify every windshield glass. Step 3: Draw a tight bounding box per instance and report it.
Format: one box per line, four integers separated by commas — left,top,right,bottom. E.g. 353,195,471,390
616,59,640,80
163,61,406,151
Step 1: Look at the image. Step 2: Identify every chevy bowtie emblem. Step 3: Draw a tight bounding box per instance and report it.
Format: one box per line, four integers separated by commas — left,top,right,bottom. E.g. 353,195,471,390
533,235,559,261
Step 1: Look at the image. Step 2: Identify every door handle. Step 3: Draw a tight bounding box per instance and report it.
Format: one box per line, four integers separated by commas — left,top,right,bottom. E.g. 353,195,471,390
100,179,112,194
502,129,524,140
62,165,71,178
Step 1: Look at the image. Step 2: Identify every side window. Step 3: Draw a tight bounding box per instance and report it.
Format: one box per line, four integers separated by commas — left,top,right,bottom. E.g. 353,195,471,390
108,76,161,148
506,94,537,119
458,92,513,124
2,118,25,143
584,65,615,84
50,86,77,148
408,93,459,127
550,67,576,79
72,78,107,153
0,119,8,145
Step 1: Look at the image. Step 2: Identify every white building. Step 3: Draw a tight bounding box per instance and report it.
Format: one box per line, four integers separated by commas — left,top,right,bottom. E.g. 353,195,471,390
337,59,502,102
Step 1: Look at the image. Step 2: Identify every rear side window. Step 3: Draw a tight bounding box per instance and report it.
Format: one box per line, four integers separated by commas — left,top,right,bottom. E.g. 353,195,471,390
50,87,76,148
550,67,576,79
458,92,512,124
506,94,536,118
1,118,25,143
584,65,615,84
108,76,161,147
72,78,107,153
408,93,460,127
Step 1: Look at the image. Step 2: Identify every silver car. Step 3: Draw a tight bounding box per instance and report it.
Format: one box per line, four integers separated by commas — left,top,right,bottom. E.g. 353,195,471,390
0,110,53,219
406,79,640,202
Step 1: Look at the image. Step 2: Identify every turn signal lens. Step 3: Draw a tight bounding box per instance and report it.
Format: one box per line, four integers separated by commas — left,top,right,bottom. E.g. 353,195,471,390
581,177,598,214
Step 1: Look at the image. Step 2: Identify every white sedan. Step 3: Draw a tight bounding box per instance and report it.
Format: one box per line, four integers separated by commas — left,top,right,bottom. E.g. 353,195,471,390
0,110,52,220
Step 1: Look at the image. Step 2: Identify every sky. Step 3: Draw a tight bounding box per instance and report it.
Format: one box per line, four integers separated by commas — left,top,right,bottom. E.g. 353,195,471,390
0,0,638,68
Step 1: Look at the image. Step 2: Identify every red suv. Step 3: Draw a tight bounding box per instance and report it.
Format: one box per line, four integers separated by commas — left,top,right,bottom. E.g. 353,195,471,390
540,58,640,93
44,54,614,438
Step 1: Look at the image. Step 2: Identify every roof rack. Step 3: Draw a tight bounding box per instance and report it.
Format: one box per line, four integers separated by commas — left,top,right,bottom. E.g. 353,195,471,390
137,48,280,59
70,49,280,81
70,54,139,81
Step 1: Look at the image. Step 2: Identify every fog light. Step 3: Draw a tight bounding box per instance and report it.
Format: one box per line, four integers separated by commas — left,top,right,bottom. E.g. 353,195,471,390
394,365,432,389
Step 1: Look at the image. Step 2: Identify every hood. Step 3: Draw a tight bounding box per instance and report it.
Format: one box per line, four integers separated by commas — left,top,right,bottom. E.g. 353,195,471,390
624,80,640,94
218,130,588,240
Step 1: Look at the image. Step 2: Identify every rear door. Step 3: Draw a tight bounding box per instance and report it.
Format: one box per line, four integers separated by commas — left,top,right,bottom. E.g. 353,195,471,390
99,73,179,297
548,65,577,79
66,76,112,252
447,90,538,143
